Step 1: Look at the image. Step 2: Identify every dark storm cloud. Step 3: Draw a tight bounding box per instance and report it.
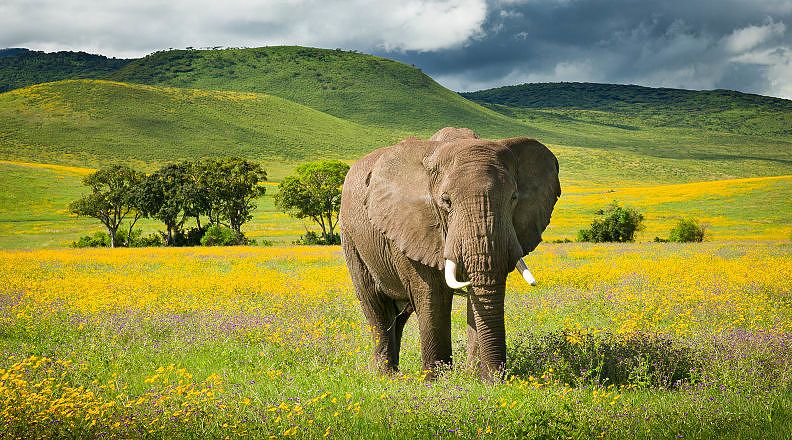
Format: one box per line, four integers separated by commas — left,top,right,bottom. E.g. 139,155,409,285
376,0,792,97
1,0,790,97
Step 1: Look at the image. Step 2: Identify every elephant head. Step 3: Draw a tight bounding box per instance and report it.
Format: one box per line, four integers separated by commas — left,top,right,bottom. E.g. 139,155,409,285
365,127,560,379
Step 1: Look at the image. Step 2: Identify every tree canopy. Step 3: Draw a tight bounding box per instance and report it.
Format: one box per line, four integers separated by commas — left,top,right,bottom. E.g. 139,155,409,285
70,158,266,247
275,160,349,244
69,165,145,247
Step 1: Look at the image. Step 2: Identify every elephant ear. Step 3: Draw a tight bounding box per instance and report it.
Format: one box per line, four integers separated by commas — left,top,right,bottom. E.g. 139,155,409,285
502,137,561,254
365,139,444,270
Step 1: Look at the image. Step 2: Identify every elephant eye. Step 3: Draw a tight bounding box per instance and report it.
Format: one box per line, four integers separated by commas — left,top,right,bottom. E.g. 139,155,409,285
511,192,518,201
440,193,451,208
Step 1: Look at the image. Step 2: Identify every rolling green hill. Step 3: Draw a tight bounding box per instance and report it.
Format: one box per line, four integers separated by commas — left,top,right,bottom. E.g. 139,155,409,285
0,79,399,167
0,49,130,93
462,82,792,137
108,46,528,136
461,82,792,170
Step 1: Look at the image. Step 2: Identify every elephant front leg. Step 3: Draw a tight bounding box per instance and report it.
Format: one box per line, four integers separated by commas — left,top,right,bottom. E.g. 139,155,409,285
414,287,454,378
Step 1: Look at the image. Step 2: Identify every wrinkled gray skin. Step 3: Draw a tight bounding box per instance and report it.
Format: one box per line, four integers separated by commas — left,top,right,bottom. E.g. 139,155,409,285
340,127,560,381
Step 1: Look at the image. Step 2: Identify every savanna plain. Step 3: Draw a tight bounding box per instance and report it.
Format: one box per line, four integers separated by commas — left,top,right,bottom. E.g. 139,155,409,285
1,46,791,438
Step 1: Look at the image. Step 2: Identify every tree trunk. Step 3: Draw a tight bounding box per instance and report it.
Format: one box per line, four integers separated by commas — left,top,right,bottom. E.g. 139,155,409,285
126,213,141,246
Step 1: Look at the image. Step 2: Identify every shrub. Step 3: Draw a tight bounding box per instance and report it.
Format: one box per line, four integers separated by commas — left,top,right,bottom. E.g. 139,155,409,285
71,232,111,248
668,218,707,242
200,225,243,246
577,201,644,242
508,330,700,389
128,230,165,247
294,231,341,245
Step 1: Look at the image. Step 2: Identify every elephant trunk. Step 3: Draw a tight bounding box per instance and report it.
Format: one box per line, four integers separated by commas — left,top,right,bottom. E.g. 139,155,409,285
468,284,506,381
443,196,517,380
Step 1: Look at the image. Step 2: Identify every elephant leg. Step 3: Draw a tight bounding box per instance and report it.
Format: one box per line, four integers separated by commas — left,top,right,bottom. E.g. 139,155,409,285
387,303,413,368
411,282,454,377
466,294,480,374
342,239,402,372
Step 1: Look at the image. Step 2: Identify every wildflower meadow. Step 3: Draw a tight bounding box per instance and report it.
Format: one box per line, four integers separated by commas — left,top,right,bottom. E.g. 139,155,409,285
1,242,790,438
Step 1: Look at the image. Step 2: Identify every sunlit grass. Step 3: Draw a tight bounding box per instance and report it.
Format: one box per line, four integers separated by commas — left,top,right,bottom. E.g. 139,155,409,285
3,159,789,248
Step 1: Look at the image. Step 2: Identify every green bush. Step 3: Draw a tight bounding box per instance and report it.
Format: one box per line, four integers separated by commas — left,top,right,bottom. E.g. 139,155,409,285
200,225,243,246
508,330,700,389
129,231,165,247
71,232,111,248
668,218,707,242
294,231,341,245
577,201,644,242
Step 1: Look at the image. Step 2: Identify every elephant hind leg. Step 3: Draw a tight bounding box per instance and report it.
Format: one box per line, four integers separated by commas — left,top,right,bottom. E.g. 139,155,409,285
342,239,405,372
387,302,413,368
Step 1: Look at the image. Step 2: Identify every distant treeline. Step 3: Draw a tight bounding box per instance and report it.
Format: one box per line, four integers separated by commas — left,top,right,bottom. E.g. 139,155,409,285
69,158,266,248
0,49,130,92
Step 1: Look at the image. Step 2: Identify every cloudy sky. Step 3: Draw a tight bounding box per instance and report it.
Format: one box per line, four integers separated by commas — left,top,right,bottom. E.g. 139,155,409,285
2,0,791,98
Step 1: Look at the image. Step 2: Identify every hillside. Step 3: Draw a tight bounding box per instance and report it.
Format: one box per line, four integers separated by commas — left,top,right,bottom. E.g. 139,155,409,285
108,46,528,136
0,79,399,166
0,49,130,92
461,82,792,137
461,82,792,171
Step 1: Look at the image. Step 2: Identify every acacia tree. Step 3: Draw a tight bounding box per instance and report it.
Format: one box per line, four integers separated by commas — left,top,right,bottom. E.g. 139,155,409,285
275,160,349,243
194,158,268,236
69,165,145,247
138,162,194,245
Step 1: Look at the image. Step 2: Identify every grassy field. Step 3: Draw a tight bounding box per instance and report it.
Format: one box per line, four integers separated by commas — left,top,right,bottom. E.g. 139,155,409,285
2,159,789,249
2,45,791,439
1,243,789,438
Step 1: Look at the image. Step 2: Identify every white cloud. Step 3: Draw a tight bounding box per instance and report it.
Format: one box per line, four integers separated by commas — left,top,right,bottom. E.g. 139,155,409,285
0,0,488,57
732,46,792,98
723,19,786,53
436,59,600,91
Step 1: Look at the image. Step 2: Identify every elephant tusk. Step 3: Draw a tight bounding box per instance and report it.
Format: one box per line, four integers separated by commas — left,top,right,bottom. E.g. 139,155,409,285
444,259,471,290
516,258,537,286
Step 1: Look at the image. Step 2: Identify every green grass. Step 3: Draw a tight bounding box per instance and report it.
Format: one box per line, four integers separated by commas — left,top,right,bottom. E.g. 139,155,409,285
460,82,792,180
0,80,400,165
488,104,792,168
109,46,530,136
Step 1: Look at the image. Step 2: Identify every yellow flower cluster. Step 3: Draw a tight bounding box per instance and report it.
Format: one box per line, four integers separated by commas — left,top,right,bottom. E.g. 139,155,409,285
510,242,791,335
0,355,112,430
0,246,352,315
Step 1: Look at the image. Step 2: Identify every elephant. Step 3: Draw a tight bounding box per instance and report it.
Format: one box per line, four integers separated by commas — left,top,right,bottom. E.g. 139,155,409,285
339,127,560,381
